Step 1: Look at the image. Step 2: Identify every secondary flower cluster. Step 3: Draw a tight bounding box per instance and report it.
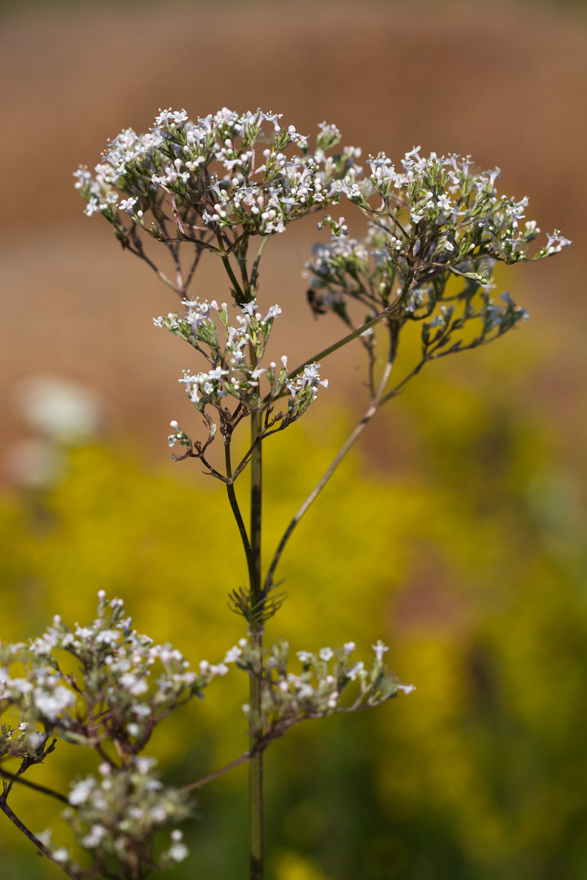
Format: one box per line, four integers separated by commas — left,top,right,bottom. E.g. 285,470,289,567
348,147,570,273
308,147,569,323
306,150,568,368
0,593,228,761
306,214,533,374
157,298,328,464
58,758,190,877
74,108,359,242
234,638,414,747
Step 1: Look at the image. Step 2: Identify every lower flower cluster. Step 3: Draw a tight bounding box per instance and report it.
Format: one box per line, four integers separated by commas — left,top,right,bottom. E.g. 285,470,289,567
0,593,234,878
61,758,191,876
235,638,414,748
1,596,414,879
1,593,227,759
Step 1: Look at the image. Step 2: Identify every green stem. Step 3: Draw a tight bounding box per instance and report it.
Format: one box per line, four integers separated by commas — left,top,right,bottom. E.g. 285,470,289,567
0,769,68,805
0,797,83,880
249,408,264,880
266,284,408,405
216,232,245,302
216,246,264,877
224,435,255,587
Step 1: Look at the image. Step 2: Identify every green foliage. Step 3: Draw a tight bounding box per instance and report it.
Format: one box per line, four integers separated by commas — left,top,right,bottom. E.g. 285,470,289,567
1,337,586,879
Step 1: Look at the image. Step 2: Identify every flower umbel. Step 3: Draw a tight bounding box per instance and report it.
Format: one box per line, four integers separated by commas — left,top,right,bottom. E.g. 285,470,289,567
157,298,327,474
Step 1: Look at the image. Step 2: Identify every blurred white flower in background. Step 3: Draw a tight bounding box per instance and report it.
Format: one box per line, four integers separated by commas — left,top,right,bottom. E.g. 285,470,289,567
16,376,104,442
4,375,107,488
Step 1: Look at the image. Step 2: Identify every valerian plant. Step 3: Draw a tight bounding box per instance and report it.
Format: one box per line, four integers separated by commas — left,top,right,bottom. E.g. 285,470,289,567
0,107,569,880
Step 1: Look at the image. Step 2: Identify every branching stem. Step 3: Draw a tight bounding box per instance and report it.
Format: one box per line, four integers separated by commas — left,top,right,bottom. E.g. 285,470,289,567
0,797,82,880
224,435,255,586
276,286,408,398
0,768,69,805
178,753,251,794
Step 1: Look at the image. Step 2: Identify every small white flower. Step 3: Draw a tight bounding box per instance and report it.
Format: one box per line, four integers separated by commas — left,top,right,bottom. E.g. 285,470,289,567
372,640,389,662
347,661,364,681
172,110,189,127
96,629,119,645
319,647,333,661
33,686,75,721
53,849,69,863
75,626,93,639
397,683,415,695
84,198,101,217
169,842,189,862
119,197,138,215
82,824,107,849
207,366,228,381
223,647,242,664
137,757,156,775
10,678,32,694
69,777,95,806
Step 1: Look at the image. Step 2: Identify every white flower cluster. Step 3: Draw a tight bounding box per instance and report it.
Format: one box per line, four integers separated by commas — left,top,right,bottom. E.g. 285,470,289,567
0,710,51,763
1,641,67,763
306,224,395,322
305,150,549,362
347,146,570,272
155,298,327,457
0,595,244,877
60,758,190,876
74,107,361,240
535,229,572,258
0,592,228,756
235,638,413,747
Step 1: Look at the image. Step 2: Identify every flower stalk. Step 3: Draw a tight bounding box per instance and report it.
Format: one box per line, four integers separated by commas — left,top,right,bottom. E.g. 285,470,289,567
249,408,264,880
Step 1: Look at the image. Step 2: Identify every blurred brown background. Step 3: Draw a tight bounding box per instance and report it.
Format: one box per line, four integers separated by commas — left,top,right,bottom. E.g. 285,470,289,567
0,0,585,476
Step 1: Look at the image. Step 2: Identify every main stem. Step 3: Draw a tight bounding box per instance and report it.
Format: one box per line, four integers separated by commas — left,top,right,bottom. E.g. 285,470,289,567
217,251,264,877
249,408,264,880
